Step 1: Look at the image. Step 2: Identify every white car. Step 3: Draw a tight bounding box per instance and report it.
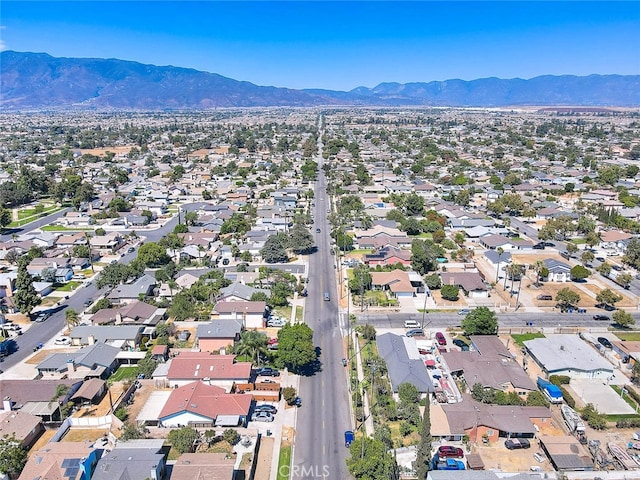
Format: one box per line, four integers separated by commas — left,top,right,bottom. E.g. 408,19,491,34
251,411,275,422
55,336,71,345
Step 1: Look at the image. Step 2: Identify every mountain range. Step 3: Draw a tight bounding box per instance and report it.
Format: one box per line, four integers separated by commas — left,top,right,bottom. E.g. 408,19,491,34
1,51,639,110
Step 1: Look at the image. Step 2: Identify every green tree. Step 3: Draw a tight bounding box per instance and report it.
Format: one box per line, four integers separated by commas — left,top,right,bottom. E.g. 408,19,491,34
596,262,612,277
0,434,27,477
570,265,590,281
234,330,268,366
616,272,634,289
96,263,137,289
260,232,289,263
222,428,240,446
168,426,199,454
424,273,441,289
625,238,640,269
119,422,146,441
347,436,398,480
526,391,550,407
414,401,432,479
137,241,171,267
14,258,40,318
555,287,581,311
581,250,595,266
595,288,623,308
184,210,198,226
348,264,372,294
440,284,459,301
282,386,298,405
90,297,111,313
276,323,316,373
65,308,80,330
0,208,11,229
411,239,442,275
288,222,315,254
566,242,579,258
612,310,635,328
632,361,640,386
461,307,498,335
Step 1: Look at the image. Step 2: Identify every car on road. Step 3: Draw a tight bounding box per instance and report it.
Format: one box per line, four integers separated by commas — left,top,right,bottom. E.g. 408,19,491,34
457,309,471,316
612,265,624,271
127,246,135,253
593,315,610,321
405,328,424,338
437,445,464,458
543,242,555,247
344,430,354,447
596,257,606,262
404,320,420,328
34,312,50,323
254,404,278,415
598,337,613,349
256,367,280,377
83,298,93,307
323,292,330,301
55,336,71,345
505,438,530,450
452,339,469,351
251,411,274,422
316,228,321,233
536,294,553,300
532,243,545,250
435,332,447,346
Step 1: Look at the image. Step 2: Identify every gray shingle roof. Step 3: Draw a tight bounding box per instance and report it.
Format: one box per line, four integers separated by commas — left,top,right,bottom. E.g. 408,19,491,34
376,333,434,393
196,320,243,339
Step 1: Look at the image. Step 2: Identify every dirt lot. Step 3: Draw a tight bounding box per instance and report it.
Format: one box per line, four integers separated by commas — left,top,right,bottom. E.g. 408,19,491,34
473,441,554,472
253,436,274,480
26,348,75,364
62,428,110,442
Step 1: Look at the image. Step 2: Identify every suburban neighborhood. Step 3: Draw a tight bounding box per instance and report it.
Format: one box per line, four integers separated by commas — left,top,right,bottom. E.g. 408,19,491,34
0,106,638,479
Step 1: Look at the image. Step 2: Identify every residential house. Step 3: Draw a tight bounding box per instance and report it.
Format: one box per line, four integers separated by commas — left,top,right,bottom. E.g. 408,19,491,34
157,352,252,390
107,274,156,305
196,320,243,353
479,234,534,251
171,453,236,480
0,271,17,297
61,211,94,227
19,442,102,480
0,379,80,413
217,282,271,303
88,301,165,327
543,258,571,283
211,301,267,329
69,325,144,349
370,269,416,298
27,257,71,277
0,410,44,449
70,378,107,405
55,232,88,250
440,272,489,298
89,232,124,255
600,230,633,254
158,381,252,428
443,336,537,399
36,342,121,379
376,333,434,395
363,246,412,267
93,442,166,480
524,335,614,379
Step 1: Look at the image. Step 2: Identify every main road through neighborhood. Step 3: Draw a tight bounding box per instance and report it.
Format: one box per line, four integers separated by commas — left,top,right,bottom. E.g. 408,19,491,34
291,158,352,479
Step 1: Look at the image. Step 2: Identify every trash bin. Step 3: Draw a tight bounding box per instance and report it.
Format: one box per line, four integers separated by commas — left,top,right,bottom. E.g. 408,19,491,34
266,430,272,437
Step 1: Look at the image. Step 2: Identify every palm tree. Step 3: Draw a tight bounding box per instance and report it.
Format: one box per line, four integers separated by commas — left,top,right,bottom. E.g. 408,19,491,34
534,260,546,287
235,330,268,366
65,308,80,331
495,247,504,283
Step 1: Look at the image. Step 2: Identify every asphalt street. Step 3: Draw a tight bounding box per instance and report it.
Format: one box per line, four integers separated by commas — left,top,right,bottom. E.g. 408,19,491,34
291,145,352,480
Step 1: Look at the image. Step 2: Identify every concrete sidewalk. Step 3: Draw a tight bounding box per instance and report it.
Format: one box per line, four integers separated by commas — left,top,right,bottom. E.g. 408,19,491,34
268,370,300,480
353,329,374,436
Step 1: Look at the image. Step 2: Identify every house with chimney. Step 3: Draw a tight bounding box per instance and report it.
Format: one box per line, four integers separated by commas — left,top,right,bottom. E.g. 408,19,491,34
211,300,267,329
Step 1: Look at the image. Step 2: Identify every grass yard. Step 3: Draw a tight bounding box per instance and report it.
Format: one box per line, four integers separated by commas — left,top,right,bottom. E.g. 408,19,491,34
276,443,292,480
41,225,93,232
109,365,140,383
56,281,81,292
295,305,303,322
613,332,640,341
511,332,545,347
611,385,640,411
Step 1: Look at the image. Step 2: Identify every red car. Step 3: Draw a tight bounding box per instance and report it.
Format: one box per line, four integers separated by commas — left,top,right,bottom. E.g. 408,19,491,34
435,332,447,346
438,445,464,458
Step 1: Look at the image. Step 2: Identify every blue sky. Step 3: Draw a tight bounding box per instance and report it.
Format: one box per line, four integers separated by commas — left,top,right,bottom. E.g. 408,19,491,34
2,2,638,90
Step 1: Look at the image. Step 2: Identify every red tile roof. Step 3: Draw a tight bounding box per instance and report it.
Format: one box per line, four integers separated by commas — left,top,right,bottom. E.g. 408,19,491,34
167,353,252,381
158,381,251,421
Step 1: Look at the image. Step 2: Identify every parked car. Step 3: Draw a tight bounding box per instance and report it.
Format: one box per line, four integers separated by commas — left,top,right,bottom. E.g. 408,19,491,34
344,430,355,447
593,315,610,321
435,332,447,346
505,438,531,450
405,328,424,338
633,431,640,441
438,445,464,458
254,404,278,415
596,257,606,262
404,320,420,329
452,339,469,351
251,411,274,422
127,246,135,253
34,312,50,323
595,303,616,311
598,337,613,349
457,309,471,316
543,242,555,247
256,367,280,377
266,318,286,327
532,243,545,250
536,294,553,300
83,298,93,307
55,336,71,345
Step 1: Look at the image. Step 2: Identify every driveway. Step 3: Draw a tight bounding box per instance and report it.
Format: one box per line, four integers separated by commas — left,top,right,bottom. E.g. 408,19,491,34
571,378,636,415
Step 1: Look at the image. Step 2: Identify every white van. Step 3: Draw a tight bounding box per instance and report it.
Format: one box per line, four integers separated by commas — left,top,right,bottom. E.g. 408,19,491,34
404,320,420,329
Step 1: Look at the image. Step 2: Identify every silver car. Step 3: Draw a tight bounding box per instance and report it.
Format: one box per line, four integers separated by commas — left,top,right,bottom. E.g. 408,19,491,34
251,411,274,422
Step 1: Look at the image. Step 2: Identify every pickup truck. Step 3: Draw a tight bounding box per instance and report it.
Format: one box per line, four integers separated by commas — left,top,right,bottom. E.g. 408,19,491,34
256,367,280,377
435,458,466,470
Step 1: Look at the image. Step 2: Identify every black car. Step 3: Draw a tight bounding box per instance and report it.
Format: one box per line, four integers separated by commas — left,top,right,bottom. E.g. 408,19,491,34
598,337,613,349
593,315,610,321
544,242,555,247
452,339,469,351
505,438,530,450
532,243,545,250
256,367,280,377
595,303,616,311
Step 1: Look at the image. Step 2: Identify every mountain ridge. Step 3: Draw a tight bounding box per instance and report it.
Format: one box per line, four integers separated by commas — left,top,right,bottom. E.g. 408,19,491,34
2,51,639,109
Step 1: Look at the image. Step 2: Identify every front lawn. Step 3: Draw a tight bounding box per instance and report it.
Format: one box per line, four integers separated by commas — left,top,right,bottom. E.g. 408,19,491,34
511,332,545,347
109,365,139,383
55,281,81,292
276,444,292,480
613,332,640,342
